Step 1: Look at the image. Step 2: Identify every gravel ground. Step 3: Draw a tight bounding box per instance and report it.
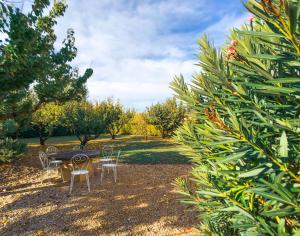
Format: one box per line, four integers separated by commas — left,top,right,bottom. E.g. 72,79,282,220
0,157,198,236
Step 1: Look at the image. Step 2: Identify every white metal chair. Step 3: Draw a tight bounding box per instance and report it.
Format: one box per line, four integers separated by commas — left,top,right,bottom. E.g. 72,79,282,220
69,154,90,194
46,146,59,155
98,145,114,168
102,145,113,159
101,150,121,183
38,151,64,183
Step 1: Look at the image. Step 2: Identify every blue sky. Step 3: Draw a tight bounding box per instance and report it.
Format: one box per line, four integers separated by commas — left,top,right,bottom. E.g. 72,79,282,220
29,0,247,110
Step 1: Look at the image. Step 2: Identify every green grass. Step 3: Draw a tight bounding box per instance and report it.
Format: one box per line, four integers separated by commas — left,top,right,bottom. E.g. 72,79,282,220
22,135,191,164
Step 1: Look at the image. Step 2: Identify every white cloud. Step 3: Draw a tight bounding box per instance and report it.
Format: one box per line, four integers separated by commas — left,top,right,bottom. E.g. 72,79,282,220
51,0,246,110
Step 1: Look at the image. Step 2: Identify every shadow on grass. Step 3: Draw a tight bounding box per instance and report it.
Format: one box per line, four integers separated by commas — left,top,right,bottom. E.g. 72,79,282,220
21,135,191,166
122,150,190,164
117,140,191,164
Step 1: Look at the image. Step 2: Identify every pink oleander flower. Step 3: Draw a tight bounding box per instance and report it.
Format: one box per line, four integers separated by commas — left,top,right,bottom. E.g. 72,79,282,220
230,40,238,46
247,15,254,22
226,46,236,59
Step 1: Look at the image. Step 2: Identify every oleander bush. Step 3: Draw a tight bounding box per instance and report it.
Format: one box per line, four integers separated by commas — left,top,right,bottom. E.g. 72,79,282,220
171,0,300,235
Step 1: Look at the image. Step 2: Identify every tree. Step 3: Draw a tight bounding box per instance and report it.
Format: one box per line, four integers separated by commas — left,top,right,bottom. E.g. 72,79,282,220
130,113,160,140
147,98,185,138
171,1,300,235
0,0,92,121
63,101,107,147
97,98,134,139
31,103,63,145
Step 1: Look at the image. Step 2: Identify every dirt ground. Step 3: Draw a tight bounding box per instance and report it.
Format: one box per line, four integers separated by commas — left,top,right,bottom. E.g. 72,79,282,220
0,157,198,235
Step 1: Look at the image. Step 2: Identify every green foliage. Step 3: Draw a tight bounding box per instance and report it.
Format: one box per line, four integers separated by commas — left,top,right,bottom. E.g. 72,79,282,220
31,102,63,145
0,119,18,138
129,113,160,139
0,0,92,121
171,1,300,235
96,98,134,139
0,138,27,163
147,98,186,138
62,101,107,146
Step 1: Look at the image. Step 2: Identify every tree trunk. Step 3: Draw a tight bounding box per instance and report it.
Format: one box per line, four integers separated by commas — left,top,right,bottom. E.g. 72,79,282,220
80,137,88,147
111,133,116,139
39,136,45,145
38,125,46,145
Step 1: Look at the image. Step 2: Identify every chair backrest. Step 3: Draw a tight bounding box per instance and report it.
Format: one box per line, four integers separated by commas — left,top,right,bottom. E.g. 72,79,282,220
115,150,121,165
71,154,89,171
38,151,49,169
102,145,113,158
46,146,58,155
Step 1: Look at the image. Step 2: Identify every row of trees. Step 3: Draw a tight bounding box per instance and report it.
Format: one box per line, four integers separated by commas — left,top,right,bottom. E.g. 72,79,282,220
18,97,186,146
172,0,300,234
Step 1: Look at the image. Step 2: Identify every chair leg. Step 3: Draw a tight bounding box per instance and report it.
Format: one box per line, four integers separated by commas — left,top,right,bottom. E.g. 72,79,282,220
69,174,74,194
41,171,45,184
86,174,90,192
113,167,117,183
59,167,65,182
100,166,104,184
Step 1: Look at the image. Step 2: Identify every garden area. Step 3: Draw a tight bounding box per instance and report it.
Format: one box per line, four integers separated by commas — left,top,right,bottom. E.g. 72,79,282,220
0,136,197,235
1,0,300,235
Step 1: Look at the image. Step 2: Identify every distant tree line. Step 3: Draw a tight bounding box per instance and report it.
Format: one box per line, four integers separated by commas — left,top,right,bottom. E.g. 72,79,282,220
8,97,186,146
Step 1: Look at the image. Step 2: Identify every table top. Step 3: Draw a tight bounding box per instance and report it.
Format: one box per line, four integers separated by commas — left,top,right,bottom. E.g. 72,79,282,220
49,150,100,160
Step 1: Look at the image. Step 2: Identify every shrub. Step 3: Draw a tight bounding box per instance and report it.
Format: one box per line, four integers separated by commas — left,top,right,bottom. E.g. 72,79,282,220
171,0,300,235
0,138,27,163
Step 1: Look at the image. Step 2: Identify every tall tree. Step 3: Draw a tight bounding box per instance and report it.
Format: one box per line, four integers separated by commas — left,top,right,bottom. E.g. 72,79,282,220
63,101,107,147
147,98,185,138
97,98,134,139
0,0,92,121
171,0,300,234
31,102,63,145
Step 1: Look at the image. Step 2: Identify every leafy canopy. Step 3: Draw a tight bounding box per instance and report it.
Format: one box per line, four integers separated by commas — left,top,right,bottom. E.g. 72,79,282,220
31,102,63,145
147,98,185,138
0,0,92,120
96,98,134,139
62,101,107,146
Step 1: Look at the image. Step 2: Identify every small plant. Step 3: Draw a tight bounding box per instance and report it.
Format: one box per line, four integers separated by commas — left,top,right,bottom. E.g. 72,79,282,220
0,138,27,163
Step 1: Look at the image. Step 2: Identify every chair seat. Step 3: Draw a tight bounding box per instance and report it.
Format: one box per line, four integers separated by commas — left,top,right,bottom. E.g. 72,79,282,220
102,163,117,168
71,169,89,175
50,160,62,164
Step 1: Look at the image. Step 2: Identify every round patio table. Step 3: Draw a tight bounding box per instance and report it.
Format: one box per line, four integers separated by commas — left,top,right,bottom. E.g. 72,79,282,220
49,150,100,182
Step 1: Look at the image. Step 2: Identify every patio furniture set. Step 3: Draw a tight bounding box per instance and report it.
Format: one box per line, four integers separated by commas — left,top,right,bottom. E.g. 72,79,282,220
38,145,121,194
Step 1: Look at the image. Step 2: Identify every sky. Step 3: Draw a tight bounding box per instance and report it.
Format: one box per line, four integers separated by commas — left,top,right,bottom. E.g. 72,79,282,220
22,0,247,111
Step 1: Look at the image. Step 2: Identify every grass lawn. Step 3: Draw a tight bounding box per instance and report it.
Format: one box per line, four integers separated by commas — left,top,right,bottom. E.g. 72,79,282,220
21,135,192,164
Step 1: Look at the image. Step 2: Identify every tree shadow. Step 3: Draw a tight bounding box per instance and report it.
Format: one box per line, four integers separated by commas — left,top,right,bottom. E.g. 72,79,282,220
0,165,197,235
122,150,191,164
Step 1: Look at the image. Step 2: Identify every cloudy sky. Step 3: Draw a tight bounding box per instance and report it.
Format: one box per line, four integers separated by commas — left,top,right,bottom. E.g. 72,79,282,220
27,0,247,110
